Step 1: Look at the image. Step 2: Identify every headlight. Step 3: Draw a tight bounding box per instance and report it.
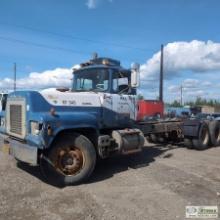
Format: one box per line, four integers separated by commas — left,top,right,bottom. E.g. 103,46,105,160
30,121,42,135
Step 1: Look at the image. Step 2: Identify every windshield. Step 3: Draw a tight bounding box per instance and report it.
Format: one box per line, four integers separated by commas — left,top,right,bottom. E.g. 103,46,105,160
73,68,109,92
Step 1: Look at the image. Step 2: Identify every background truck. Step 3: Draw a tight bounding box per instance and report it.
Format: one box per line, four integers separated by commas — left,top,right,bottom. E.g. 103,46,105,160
0,56,220,186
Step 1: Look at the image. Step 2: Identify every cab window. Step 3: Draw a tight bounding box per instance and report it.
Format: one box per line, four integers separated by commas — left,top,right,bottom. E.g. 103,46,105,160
112,70,130,94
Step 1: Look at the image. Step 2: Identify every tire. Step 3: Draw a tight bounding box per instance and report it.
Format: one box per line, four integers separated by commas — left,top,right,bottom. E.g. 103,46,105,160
209,120,220,147
192,123,210,150
40,133,96,186
184,138,193,149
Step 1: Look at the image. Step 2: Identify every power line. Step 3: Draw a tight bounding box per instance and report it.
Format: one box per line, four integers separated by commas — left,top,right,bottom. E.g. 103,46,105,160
0,21,155,53
0,35,90,55
0,35,144,64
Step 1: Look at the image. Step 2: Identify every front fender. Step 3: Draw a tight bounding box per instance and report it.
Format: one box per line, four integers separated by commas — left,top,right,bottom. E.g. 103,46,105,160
42,112,100,148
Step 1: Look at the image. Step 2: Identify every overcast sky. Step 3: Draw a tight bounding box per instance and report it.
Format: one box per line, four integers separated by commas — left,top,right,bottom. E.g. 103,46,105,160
0,0,220,102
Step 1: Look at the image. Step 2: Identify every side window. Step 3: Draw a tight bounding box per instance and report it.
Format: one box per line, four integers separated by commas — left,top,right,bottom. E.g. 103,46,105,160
112,71,129,93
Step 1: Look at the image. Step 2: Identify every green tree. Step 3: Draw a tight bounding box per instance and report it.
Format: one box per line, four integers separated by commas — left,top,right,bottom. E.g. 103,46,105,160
184,97,220,107
170,100,182,107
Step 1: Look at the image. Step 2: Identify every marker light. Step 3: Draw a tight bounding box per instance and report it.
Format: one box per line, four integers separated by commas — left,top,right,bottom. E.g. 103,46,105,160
102,59,110,65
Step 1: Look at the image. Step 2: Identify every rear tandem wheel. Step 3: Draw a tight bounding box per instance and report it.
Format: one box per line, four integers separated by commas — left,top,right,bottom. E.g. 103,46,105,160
192,122,210,150
209,120,220,147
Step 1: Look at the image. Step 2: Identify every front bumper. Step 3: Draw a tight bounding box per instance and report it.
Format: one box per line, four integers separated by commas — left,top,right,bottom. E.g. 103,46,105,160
0,133,38,165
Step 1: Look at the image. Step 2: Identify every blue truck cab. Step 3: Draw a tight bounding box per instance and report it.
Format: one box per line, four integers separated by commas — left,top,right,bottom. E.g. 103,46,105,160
0,57,145,185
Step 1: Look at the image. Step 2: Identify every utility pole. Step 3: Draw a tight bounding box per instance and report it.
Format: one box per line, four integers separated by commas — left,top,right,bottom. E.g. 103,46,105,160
180,84,183,106
159,44,164,102
14,63,16,91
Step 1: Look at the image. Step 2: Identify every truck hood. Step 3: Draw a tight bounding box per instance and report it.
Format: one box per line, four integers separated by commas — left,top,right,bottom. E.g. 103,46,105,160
40,88,102,107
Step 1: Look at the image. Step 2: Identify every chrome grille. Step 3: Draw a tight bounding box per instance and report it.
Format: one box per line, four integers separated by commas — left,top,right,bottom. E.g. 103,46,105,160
6,98,26,139
10,105,22,135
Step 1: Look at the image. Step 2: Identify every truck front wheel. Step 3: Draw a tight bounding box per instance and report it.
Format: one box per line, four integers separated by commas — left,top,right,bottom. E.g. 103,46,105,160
40,133,96,186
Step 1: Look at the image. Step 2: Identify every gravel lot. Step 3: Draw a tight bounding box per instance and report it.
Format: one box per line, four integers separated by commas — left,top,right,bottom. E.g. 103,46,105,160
0,143,220,220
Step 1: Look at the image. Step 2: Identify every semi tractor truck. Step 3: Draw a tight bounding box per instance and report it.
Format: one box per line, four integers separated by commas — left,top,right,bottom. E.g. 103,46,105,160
0,57,219,186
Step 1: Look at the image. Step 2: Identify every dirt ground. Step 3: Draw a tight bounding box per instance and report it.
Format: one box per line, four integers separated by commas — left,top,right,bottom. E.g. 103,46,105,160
0,143,220,220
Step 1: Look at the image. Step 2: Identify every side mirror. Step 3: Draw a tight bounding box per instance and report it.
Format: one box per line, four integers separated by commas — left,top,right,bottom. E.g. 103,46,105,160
131,63,140,88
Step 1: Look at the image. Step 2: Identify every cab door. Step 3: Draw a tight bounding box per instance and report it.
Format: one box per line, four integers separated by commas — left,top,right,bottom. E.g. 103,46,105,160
100,69,137,128
111,93,136,126
111,70,137,125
